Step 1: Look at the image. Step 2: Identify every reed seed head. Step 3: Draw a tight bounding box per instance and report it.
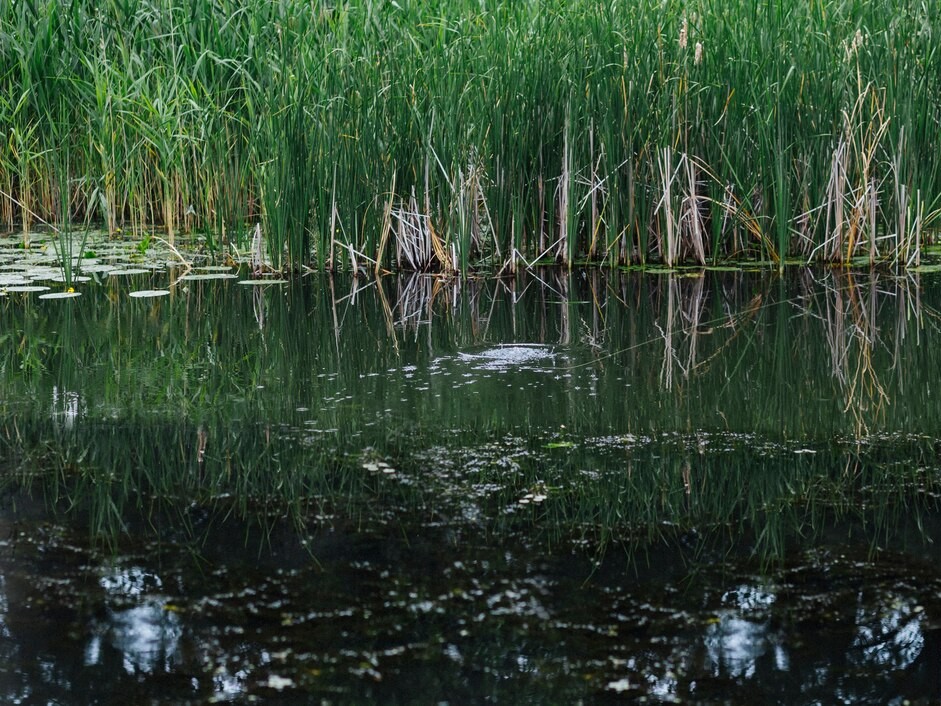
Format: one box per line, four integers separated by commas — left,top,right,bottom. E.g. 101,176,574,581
844,29,865,60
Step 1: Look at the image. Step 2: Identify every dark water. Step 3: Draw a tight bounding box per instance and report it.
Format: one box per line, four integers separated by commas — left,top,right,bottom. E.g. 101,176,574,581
3,257,941,703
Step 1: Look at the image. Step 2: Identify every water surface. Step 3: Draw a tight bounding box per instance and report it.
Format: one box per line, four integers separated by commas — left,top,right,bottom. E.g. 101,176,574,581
2,251,941,703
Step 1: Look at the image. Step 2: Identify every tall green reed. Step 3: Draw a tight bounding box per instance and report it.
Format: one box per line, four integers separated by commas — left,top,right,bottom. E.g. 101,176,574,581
0,0,938,271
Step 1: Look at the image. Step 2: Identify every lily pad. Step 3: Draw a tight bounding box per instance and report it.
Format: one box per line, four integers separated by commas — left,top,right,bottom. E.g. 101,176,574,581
238,279,289,285
3,285,50,293
109,268,151,276
39,291,82,299
179,273,238,281
44,274,92,283
129,290,171,298
23,267,61,279
78,263,117,273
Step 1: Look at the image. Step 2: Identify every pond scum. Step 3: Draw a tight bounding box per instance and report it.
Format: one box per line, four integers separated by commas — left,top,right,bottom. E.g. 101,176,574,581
1,0,940,273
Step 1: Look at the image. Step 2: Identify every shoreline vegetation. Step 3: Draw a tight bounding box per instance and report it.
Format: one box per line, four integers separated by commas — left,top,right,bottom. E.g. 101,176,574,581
1,0,940,273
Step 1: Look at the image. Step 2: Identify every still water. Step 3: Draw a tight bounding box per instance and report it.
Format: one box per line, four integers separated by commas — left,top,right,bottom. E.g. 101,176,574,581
2,244,941,703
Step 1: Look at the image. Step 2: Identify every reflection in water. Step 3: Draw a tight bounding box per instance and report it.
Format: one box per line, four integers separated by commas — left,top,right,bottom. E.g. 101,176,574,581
455,344,561,371
90,604,182,675
2,494,941,702
93,568,182,675
50,386,83,430
705,585,777,679
3,267,941,702
705,616,772,679
852,599,924,670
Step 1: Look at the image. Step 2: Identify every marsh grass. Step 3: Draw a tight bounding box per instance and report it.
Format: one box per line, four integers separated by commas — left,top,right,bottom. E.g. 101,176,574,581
2,0,940,271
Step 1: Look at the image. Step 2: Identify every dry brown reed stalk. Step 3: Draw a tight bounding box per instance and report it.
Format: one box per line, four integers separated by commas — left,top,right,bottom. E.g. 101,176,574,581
681,154,706,264
555,124,572,266
391,190,430,271
812,85,890,264
374,172,396,276
150,234,192,268
656,148,712,266
656,148,677,267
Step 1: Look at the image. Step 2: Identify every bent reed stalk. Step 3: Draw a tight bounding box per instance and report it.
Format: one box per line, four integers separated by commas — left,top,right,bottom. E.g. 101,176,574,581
0,0,939,273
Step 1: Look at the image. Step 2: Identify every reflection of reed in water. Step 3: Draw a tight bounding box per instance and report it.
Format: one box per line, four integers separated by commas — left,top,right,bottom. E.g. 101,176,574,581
5,269,941,559
393,274,437,331
656,274,708,389
800,270,891,435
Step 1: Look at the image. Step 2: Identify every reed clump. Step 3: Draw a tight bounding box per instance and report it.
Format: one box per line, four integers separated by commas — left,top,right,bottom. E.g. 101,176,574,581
1,0,939,272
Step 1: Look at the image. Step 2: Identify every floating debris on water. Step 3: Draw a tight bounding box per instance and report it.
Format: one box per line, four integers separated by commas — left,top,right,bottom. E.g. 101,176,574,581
456,344,560,371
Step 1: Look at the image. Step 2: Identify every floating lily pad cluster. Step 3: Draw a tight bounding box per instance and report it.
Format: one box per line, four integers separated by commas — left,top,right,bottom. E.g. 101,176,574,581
0,231,291,300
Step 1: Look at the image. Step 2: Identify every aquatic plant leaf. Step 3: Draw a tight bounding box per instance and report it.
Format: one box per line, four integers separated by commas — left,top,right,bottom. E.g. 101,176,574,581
44,274,92,283
179,273,238,281
38,292,82,299
109,268,152,276
238,279,289,285
129,290,171,298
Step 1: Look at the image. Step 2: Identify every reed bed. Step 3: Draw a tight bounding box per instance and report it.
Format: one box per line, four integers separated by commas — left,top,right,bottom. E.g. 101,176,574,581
1,0,939,271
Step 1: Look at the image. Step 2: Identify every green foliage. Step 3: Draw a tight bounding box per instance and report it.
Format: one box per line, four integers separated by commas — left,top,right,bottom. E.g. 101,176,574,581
0,0,939,271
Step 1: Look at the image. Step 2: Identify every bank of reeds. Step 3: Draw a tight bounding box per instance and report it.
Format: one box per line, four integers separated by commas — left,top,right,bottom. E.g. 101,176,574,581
1,0,940,272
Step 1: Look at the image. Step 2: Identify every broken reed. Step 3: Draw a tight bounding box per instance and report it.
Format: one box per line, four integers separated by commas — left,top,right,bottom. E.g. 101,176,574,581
0,0,939,272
